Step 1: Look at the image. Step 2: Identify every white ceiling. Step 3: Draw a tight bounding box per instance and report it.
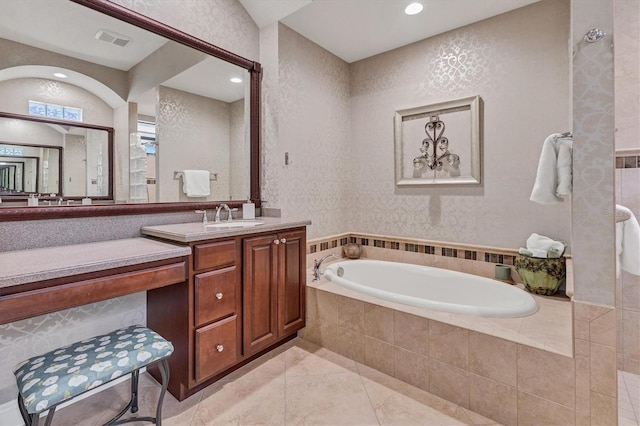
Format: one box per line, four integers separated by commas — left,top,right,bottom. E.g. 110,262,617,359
240,0,541,63
0,0,246,107
0,0,542,108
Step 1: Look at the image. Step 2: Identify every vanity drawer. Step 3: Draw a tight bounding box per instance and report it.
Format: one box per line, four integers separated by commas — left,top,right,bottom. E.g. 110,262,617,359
195,315,238,382
194,240,236,271
194,266,237,326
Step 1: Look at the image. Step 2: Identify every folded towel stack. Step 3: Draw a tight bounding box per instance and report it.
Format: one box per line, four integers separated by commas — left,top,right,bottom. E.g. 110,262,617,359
616,205,640,277
530,133,573,204
182,169,211,197
519,233,566,258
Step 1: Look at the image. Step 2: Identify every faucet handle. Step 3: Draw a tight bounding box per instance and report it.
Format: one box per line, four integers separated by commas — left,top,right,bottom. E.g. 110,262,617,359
195,209,208,225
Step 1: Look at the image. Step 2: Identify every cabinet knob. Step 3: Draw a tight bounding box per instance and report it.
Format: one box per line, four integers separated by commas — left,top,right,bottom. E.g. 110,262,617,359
273,239,280,245
216,344,224,352
280,238,287,243
215,292,223,300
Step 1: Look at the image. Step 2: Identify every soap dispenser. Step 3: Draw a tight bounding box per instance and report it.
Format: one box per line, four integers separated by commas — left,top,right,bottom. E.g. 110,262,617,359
242,198,255,220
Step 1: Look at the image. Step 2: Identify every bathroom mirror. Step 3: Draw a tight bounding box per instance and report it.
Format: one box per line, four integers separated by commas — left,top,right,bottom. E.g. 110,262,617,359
0,112,111,201
0,0,260,219
394,95,482,186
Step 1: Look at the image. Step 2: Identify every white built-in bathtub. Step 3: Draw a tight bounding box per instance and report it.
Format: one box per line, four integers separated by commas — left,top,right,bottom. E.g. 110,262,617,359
323,259,538,318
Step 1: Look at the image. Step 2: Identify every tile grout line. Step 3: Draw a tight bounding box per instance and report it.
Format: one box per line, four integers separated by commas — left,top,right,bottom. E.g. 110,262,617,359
355,366,382,426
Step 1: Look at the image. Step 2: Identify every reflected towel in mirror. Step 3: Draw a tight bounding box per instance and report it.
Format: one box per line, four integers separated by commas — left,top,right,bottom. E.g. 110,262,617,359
182,170,210,197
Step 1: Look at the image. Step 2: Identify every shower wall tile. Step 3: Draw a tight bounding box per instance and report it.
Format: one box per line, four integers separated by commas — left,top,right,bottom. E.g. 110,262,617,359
590,392,618,426
614,0,640,56
589,342,617,397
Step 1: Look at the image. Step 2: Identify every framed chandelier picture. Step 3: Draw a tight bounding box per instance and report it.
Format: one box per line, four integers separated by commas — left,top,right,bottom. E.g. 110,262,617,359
394,95,482,186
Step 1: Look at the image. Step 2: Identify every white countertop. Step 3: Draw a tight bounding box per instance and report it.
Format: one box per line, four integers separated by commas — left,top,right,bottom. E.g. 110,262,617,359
141,217,311,243
0,238,191,288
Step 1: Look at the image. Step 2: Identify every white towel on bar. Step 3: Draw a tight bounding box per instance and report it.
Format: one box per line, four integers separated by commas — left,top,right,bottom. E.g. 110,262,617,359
530,133,573,204
182,170,210,197
616,205,640,277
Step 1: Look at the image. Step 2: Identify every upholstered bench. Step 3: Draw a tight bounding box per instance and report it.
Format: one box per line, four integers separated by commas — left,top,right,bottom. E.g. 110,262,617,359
13,325,173,426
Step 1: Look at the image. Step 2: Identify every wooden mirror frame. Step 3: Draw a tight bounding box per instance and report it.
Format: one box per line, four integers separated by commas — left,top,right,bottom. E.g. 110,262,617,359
0,0,261,221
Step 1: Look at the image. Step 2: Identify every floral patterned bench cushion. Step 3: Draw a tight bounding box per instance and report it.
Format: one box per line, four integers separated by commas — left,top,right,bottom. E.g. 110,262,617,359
13,325,173,415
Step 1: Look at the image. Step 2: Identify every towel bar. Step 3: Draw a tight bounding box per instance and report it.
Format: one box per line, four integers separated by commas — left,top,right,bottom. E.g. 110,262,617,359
174,171,218,181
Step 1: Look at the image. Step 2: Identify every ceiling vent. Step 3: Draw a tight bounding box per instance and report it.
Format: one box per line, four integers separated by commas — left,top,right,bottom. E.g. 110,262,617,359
94,29,131,47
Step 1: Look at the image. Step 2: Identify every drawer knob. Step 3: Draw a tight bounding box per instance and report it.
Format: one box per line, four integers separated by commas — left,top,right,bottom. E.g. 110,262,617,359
215,292,223,300
216,344,224,352
280,238,287,243
273,239,280,245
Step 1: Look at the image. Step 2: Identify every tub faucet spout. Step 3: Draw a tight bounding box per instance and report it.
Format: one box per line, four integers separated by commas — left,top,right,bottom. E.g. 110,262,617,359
313,253,341,281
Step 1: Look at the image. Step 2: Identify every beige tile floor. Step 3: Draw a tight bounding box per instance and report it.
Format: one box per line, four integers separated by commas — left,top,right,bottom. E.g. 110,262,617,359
50,338,501,426
43,339,640,426
620,370,640,426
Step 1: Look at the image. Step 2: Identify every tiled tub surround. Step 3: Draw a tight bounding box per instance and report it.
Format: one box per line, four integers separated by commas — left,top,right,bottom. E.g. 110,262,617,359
304,233,617,425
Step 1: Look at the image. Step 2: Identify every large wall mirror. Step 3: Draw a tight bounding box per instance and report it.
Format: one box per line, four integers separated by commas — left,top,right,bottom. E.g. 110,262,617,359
0,0,260,219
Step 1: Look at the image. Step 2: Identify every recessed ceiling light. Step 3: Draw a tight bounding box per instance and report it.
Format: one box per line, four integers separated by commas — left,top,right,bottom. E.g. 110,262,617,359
53,72,67,78
230,77,243,83
404,2,423,15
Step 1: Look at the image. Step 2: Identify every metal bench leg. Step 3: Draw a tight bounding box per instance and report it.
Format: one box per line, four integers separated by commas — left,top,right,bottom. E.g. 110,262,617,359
155,358,171,426
42,407,56,426
17,393,30,426
130,370,139,414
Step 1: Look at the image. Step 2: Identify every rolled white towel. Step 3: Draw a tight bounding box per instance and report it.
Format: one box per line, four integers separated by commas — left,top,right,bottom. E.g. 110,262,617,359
518,248,551,258
526,233,566,257
616,205,640,277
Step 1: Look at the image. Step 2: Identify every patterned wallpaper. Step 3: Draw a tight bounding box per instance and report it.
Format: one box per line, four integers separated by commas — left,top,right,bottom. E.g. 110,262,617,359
347,0,572,249
264,23,352,239
571,0,616,306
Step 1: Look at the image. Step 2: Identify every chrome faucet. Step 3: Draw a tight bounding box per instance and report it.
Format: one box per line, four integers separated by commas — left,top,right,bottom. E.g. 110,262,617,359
195,209,208,225
313,253,341,281
214,204,233,222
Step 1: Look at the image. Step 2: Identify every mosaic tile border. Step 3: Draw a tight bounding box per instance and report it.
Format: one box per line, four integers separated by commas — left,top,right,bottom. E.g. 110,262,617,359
615,155,640,169
307,233,521,266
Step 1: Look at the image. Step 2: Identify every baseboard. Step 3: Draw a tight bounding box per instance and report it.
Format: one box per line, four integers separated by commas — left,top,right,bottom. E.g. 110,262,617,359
0,368,145,426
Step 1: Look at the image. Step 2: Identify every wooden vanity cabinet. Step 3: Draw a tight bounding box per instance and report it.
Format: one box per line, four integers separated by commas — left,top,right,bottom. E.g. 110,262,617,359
243,228,306,356
147,226,306,401
192,240,242,383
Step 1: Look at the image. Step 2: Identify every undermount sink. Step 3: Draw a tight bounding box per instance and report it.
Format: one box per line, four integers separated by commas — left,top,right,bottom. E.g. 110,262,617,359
206,221,264,229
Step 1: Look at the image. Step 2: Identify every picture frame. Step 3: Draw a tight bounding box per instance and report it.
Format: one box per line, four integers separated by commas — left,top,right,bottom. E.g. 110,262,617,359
394,95,482,186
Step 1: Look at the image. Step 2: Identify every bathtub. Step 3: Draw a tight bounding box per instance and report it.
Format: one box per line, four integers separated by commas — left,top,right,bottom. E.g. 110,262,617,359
323,259,538,318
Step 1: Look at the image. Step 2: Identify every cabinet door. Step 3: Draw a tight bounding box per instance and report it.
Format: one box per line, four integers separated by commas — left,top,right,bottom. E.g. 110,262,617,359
243,234,278,356
277,229,306,337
